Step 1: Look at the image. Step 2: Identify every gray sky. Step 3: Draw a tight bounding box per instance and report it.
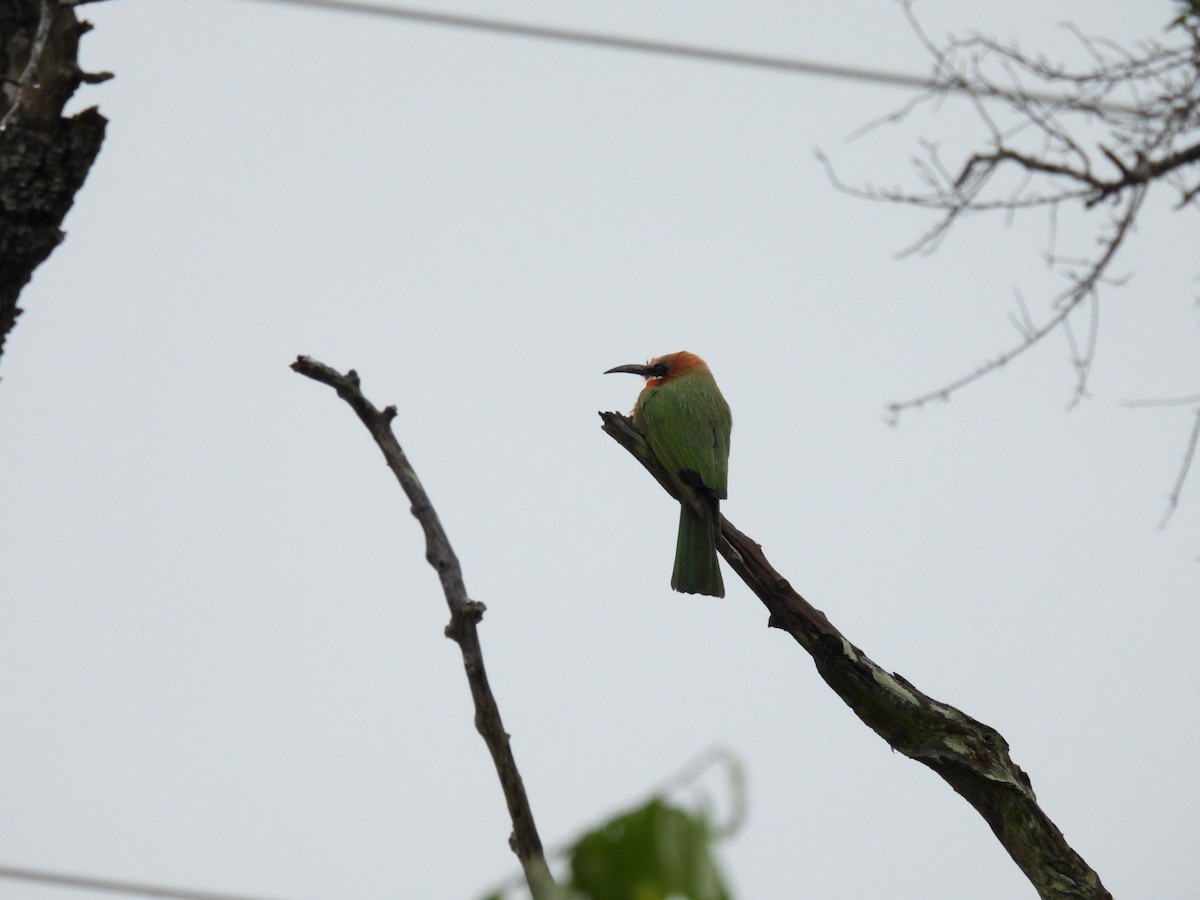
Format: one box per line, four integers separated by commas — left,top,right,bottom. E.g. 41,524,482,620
2,1,1196,897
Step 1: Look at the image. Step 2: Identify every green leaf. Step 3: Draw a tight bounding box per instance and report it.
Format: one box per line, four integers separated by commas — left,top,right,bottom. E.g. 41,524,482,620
567,797,731,900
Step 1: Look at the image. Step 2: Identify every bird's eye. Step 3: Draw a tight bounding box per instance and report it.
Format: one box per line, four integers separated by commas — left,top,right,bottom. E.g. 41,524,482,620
649,363,669,377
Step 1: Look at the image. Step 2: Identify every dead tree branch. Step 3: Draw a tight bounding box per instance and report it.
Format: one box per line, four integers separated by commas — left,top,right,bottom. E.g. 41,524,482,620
291,356,558,899
825,0,1200,514
601,410,1112,900
876,184,1145,423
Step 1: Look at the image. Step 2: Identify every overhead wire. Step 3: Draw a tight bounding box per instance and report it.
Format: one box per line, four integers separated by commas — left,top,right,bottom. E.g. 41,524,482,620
244,0,944,91
0,864,292,900
241,0,1138,113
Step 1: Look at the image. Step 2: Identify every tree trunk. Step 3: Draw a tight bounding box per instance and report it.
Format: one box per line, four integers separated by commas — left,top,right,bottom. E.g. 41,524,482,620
1,0,108,369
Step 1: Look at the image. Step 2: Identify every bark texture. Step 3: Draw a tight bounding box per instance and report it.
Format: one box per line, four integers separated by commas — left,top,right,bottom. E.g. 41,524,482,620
1,0,108,368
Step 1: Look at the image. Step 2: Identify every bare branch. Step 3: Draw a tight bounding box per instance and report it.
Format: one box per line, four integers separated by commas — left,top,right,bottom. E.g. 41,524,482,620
1160,408,1200,528
600,410,1113,900
1060,291,1099,409
291,356,559,899
1125,395,1200,525
1123,393,1200,408
885,183,1144,423
826,6,1199,435
1010,288,1035,339
826,3,1200,266
836,4,1200,517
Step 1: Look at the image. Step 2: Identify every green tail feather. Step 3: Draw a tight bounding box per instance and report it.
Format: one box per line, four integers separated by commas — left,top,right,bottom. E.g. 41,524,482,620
671,502,724,597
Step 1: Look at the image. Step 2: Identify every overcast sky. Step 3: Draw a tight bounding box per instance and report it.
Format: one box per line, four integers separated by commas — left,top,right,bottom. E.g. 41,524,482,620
3,1,1197,898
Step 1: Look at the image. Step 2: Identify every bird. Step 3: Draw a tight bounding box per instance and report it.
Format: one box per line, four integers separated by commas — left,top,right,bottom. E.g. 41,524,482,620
605,351,732,597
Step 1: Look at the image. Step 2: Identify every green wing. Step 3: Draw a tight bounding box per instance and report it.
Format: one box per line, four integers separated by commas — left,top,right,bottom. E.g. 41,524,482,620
637,376,731,499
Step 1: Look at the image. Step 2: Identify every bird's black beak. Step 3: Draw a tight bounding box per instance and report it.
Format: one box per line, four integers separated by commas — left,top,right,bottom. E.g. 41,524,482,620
604,363,651,377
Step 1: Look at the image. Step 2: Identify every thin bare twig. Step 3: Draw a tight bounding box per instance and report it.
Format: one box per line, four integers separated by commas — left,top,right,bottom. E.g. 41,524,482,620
600,410,1112,900
1123,393,1200,408
826,3,1200,513
1124,395,1200,525
1160,408,1200,527
1060,290,1099,409
883,183,1144,424
291,356,558,899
